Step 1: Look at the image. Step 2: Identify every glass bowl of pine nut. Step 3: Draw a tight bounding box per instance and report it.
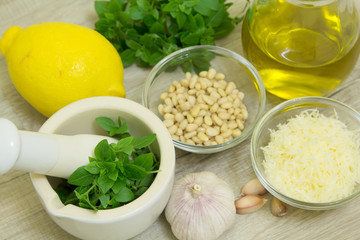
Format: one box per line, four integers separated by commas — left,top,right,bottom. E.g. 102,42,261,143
142,45,266,153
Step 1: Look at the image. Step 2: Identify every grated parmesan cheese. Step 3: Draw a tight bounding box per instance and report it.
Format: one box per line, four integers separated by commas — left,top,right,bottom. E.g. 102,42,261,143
262,109,360,203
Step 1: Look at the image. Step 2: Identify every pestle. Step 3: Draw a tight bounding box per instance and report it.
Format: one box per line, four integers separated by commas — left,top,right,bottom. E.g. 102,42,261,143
0,118,118,179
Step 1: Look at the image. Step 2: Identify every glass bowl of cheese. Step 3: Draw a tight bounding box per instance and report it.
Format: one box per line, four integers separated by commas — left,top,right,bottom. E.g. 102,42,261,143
251,96,360,210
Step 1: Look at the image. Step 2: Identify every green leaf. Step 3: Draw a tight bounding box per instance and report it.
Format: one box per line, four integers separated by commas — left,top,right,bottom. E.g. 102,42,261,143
133,134,156,149
124,164,147,180
99,194,110,208
207,6,225,28
162,2,178,12
120,49,137,67
94,1,109,16
84,162,100,174
137,0,151,11
176,12,187,29
108,0,125,13
114,136,134,155
107,169,119,181
96,117,117,132
97,174,115,193
134,186,148,198
112,177,126,194
68,166,94,186
113,186,134,202
128,6,145,21
94,139,116,161
134,153,153,171
194,0,219,16
109,122,129,136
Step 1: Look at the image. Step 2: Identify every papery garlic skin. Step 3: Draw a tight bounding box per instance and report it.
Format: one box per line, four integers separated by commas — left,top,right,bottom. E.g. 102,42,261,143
165,171,236,240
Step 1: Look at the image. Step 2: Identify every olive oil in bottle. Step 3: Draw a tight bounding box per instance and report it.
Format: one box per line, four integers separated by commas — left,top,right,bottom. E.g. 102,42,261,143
243,0,360,99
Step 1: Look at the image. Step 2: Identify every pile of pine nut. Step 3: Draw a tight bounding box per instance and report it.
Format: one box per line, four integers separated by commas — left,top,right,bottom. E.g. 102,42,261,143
158,68,248,146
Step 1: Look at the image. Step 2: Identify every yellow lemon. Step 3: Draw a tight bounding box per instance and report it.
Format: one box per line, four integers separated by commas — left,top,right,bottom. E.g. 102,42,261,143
0,22,125,117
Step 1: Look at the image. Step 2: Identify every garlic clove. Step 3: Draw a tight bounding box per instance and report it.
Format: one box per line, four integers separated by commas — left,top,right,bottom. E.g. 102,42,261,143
235,194,267,214
271,197,287,217
241,178,267,196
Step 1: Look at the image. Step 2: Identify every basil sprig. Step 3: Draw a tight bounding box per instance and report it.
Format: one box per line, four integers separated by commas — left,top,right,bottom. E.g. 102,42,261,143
55,117,159,211
94,0,242,68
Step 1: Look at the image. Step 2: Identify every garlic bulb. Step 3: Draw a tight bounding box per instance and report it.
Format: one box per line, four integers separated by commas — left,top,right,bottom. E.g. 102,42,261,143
165,171,236,240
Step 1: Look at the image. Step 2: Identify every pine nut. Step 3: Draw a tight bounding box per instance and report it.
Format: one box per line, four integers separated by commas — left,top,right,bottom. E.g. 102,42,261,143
179,119,188,130
158,68,248,146
204,115,213,126
206,127,219,137
160,92,168,100
199,71,208,77
190,105,201,117
202,95,214,105
215,72,225,80
184,131,196,139
207,68,216,80
163,119,174,127
212,114,223,126
198,132,209,142
168,125,177,134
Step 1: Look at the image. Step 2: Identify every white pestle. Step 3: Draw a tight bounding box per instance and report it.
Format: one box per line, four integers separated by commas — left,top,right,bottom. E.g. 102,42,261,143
0,118,117,179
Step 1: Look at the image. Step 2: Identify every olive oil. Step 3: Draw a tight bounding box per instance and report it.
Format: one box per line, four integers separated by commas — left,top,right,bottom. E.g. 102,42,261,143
243,0,360,99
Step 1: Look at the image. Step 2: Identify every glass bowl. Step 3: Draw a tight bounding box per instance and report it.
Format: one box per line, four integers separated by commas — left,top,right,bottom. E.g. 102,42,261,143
251,96,360,210
142,45,266,153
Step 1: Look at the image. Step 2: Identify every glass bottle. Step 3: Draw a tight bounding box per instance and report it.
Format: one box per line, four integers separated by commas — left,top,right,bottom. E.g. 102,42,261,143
242,0,360,99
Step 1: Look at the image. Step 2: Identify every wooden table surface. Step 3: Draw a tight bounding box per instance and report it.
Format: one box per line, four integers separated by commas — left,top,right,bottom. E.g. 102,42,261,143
1,0,360,239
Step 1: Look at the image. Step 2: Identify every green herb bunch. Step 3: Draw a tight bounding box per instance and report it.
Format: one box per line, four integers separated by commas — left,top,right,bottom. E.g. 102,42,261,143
56,117,159,211
94,0,242,68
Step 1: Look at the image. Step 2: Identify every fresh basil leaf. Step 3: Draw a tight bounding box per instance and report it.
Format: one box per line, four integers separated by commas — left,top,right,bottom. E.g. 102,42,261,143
120,49,137,67
96,117,117,131
108,0,124,13
94,139,116,161
107,168,119,181
124,164,147,180
113,186,134,202
128,6,145,21
134,186,148,198
133,134,156,149
84,162,100,174
99,194,110,208
68,166,94,186
97,174,115,194
109,122,129,136
112,177,126,194
94,1,109,16
134,153,153,171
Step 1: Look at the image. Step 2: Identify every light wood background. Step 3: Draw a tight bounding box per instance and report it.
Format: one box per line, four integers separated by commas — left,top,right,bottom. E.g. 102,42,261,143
1,0,360,239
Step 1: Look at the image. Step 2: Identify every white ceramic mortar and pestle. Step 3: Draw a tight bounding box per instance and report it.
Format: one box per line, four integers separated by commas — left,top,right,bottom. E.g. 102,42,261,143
13,96,176,240
0,118,118,178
